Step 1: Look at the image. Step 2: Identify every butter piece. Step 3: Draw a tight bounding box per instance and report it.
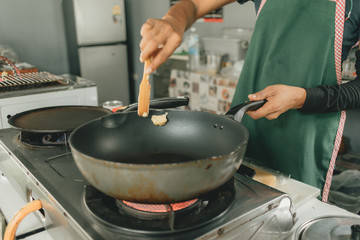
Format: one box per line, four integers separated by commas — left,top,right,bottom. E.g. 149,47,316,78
151,113,168,126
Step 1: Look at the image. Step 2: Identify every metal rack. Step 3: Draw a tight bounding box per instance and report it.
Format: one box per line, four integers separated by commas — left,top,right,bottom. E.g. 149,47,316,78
0,72,68,92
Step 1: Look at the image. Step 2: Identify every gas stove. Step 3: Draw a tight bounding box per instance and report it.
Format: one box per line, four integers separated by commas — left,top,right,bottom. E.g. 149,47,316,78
0,128,297,239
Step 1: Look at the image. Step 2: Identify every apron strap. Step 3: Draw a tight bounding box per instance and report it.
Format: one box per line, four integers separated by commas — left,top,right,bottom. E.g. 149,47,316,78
322,0,346,202
256,0,268,18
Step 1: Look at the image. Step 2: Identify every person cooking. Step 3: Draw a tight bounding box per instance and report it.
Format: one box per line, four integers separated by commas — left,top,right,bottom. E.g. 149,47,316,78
139,0,360,202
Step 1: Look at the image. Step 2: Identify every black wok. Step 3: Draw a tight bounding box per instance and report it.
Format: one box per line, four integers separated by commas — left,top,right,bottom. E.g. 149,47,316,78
69,99,265,203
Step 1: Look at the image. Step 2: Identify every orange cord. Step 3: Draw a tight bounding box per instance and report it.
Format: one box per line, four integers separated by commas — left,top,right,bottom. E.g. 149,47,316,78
3,200,42,240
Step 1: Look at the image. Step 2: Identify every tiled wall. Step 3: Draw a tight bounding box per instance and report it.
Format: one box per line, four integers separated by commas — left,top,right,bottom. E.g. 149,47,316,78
169,70,237,114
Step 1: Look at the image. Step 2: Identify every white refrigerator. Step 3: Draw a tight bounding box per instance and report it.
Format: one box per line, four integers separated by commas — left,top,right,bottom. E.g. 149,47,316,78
63,0,130,105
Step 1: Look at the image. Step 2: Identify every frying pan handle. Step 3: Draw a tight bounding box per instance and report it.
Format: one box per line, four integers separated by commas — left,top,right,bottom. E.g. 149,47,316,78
226,100,267,122
120,96,190,112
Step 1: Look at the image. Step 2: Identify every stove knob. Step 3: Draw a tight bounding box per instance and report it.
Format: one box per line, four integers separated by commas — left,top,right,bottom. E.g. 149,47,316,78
351,225,360,240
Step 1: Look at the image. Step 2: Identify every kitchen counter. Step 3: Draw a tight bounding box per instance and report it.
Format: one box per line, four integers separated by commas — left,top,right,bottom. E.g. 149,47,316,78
244,162,360,239
243,162,320,207
285,198,360,239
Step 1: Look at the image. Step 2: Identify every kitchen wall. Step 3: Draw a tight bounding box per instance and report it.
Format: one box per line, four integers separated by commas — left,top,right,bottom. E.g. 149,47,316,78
0,0,69,74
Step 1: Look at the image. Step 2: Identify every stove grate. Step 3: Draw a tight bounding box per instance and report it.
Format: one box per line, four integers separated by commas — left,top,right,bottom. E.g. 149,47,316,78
0,72,68,91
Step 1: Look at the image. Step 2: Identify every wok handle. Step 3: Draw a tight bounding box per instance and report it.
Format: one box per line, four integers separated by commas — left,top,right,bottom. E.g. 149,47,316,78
120,96,190,112
226,100,267,123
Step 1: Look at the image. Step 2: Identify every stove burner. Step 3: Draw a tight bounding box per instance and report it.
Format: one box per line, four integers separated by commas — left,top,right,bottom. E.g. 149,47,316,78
122,199,199,212
83,179,235,234
18,131,70,147
117,199,201,220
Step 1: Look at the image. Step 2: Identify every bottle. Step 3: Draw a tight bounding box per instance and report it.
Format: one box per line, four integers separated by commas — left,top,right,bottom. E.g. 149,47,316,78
187,27,200,71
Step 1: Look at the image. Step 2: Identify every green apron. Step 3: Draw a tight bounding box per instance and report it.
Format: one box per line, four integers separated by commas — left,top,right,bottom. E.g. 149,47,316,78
231,0,346,201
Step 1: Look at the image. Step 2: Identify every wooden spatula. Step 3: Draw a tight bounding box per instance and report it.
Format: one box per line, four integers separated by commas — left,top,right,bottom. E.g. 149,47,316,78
137,59,151,117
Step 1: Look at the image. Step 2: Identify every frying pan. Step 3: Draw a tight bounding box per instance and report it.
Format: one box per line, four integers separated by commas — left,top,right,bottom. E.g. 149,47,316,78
8,105,112,133
69,99,265,203
7,98,189,133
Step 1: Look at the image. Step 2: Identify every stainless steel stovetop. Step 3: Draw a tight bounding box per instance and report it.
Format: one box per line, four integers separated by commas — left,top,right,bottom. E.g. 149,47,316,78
0,128,296,239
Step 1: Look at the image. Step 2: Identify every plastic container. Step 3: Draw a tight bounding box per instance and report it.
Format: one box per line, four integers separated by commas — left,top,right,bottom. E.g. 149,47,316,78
328,170,360,214
342,58,357,80
186,27,201,71
222,28,253,41
205,51,222,75
202,37,248,62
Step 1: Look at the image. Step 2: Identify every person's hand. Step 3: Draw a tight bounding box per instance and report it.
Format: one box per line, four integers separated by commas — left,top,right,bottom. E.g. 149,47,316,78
139,17,184,74
246,84,306,120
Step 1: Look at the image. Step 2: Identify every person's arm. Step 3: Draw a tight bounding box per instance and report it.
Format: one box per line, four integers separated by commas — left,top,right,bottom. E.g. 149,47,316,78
247,48,360,120
139,0,236,74
300,48,360,113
